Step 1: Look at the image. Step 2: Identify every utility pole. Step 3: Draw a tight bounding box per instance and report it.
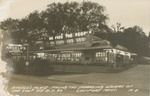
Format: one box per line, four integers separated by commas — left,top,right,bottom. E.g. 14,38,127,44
23,43,29,74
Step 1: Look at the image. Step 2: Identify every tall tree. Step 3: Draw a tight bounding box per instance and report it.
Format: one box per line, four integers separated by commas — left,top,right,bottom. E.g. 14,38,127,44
111,23,125,33
122,26,148,56
0,18,21,43
25,11,48,45
43,1,108,34
78,1,108,32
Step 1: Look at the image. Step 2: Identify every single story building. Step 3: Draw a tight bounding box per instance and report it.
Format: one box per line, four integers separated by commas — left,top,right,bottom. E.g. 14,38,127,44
9,32,134,73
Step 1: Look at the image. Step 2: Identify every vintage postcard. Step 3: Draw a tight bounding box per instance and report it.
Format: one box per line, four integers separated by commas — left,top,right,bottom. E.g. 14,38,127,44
0,0,150,96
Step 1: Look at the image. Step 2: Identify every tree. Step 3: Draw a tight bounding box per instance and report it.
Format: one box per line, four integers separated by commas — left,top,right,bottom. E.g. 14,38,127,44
111,23,125,33
41,1,109,45
43,1,109,33
22,11,48,45
122,26,149,56
77,1,108,32
0,18,21,43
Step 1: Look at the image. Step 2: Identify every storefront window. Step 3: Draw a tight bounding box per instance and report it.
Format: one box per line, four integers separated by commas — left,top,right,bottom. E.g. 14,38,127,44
46,52,82,63
71,53,82,61
61,54,70,61
95,52,107,63
46,54,58,61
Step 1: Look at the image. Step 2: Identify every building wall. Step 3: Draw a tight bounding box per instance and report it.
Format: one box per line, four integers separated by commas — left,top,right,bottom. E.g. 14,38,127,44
42,50,109,66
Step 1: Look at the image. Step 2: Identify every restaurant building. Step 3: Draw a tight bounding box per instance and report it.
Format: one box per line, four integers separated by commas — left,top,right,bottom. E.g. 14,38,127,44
9,31,133,73
32,31,132,72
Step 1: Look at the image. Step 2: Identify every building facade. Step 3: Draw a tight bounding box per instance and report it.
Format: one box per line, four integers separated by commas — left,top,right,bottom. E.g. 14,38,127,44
8,31,133,73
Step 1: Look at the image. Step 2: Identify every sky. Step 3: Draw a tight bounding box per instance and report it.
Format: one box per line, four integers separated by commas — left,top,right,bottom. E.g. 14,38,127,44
0,0,150,35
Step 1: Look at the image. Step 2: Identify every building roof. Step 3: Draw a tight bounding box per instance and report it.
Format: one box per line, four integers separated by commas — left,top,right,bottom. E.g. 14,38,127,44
30,36,129,53
50,35,129,51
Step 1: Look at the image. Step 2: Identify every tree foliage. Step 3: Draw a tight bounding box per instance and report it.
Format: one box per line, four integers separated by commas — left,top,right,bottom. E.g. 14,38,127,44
108,25,148,56
41,1,108,35
0,18,21,43
122,26,149,56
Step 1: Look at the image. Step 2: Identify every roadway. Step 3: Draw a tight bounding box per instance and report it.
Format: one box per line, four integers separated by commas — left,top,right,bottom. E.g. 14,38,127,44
2,65,150,96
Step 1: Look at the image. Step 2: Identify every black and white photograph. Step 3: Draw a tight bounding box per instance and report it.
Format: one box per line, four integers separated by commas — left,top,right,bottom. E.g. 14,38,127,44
0,0,150,96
